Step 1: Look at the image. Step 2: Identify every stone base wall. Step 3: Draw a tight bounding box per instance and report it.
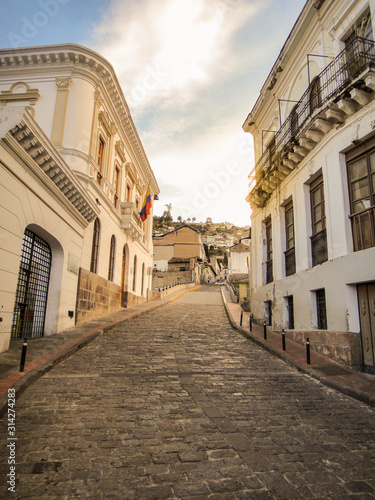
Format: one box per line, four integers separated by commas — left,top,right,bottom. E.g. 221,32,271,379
122,291,146,308
76,268,122,324
252,319,363,370
287,330,363,370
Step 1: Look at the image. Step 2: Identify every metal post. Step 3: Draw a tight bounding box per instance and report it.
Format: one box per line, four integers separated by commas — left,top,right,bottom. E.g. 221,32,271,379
263,321,267,340
282,328,286,351
240,310,243,326
19,338,28,372
306,338,311,365
249,313,252,332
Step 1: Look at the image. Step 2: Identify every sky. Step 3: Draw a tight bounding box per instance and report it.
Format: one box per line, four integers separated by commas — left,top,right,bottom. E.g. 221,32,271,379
1,0,307,226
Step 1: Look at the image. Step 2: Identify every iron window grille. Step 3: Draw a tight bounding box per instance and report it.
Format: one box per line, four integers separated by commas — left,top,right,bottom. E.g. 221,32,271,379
11,229,52,339
316,288,327,330
90,218,100,274
284,201,296,276
287,295,294,330
265,217,273,284
133,255,137,292
310,176,328,266
265,300,272,326
108,235,116,282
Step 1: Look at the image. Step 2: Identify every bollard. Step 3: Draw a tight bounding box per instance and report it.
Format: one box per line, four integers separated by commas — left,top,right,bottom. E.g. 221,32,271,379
282,328,286,351
19,338,28,372
263,321,267,340
240,310,243,326
306,338,311,364
249,313,252,332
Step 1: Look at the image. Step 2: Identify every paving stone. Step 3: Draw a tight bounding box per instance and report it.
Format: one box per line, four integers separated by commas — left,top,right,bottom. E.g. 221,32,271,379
1,288,375,499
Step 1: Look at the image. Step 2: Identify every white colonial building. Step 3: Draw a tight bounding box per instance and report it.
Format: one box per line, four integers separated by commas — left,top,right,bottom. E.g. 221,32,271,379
244,0,375,371
0,44,159,353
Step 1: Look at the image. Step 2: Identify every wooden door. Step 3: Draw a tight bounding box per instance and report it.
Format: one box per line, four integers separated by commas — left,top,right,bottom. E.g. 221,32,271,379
358,284,375,369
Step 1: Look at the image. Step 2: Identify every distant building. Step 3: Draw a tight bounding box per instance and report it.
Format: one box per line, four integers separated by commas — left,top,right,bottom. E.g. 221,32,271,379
152,225,206,286
228,242,250,281
243,0,375,371
0,44,159,353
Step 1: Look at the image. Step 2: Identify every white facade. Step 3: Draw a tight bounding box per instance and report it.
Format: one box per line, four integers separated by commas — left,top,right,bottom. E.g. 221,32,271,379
243,0,375,370
0,44,159,353
228,243,250,276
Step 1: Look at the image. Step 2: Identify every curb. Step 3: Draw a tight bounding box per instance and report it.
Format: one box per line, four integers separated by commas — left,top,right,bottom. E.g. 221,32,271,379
221,288,375,408
0,286,199,417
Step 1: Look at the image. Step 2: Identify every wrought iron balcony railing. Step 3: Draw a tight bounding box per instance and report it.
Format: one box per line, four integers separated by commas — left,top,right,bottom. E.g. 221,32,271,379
248,37,375,197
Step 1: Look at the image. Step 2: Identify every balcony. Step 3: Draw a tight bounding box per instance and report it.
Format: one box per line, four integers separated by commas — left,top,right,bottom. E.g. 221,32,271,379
248,37,375,208
120,202,143,241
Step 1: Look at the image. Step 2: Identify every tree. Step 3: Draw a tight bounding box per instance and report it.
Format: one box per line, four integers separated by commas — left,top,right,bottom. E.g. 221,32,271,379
192,217,196,223
177,216,182,223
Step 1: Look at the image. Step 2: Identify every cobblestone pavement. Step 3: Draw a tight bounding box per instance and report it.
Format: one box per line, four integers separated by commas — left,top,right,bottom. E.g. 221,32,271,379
1,287,375,499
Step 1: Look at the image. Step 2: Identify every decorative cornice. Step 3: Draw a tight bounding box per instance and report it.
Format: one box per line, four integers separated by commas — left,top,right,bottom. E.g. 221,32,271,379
1,107,99,225
0,44,160,195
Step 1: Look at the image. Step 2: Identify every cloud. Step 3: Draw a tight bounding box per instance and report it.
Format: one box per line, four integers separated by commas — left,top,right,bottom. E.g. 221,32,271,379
88,0,301,226
92,0,266,111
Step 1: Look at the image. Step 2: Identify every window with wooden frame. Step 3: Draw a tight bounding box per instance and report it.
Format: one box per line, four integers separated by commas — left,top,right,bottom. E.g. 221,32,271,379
126,183,131,202
284,200,296,276
90,218,100,274
108,235,116,282
347,144,375,251
114,165,121,204
310,175,328,266
97,136,105,183
265,217,273,284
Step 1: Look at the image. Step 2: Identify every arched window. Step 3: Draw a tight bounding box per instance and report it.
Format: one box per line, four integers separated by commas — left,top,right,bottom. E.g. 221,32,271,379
133,255,137,292
90,218,100,274
108,235,116,281
141,263,145,296
310,77,322,113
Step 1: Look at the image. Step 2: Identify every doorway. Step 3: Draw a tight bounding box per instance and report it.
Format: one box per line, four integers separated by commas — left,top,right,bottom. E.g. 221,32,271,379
358,283,375,372
11,229,52,338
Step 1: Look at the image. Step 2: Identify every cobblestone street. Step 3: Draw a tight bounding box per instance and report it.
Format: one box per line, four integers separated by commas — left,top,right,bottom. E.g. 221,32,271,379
1,287,375,499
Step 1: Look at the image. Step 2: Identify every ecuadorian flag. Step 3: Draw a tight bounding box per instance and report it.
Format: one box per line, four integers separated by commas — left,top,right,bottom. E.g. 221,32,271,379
140,185,152,222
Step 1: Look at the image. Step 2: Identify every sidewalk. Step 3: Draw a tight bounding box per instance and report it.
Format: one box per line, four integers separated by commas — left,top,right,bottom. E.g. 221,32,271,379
221,286,375,408
0,285,200,416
